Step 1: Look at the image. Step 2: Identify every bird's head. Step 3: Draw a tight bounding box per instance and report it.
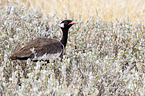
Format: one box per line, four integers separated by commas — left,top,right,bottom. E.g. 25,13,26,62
60,19,76,29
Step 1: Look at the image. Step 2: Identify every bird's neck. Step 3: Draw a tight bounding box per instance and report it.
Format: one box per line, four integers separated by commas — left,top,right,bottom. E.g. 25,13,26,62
60,28,69,47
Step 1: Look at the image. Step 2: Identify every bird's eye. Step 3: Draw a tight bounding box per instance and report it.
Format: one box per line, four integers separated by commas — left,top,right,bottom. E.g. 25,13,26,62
64,22,67,24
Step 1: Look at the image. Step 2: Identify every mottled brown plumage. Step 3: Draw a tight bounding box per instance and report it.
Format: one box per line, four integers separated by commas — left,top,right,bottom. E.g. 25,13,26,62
10,19,76,61
10,38,63,60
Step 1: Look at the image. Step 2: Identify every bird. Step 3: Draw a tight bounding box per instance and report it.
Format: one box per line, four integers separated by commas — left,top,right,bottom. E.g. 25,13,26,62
10,19,76,62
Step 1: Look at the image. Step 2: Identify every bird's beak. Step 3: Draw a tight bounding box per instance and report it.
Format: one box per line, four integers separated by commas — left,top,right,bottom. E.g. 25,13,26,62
68,22,76,25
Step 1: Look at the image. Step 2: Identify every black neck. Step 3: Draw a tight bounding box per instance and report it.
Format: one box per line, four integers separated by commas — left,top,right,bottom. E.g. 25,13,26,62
60,28,69,47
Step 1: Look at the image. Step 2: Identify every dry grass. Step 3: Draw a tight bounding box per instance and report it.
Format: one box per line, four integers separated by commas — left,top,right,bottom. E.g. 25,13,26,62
0,2,145,96
1,0,145,23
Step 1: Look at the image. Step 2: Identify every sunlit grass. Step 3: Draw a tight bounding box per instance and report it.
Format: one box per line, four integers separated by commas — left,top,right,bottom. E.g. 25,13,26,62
1,0,145,23
0,4,145,95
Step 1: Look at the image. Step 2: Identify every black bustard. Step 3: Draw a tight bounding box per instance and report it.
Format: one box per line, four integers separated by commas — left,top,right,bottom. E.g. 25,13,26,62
10,19,76,62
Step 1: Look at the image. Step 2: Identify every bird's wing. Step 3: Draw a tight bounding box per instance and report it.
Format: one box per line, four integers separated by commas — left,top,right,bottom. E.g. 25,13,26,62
10,38,63,60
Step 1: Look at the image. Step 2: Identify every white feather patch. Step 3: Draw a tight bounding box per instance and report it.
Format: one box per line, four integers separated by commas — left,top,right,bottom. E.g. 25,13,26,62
32,52,61,61
60,23,64,28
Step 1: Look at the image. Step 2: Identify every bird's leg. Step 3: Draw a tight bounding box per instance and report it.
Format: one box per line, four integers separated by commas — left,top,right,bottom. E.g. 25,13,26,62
17,63,22,86
21,62,28,78
53,60,62,85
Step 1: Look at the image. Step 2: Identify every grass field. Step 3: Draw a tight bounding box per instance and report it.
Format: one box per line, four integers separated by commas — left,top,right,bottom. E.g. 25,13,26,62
1,0,145,23
0,1,145,96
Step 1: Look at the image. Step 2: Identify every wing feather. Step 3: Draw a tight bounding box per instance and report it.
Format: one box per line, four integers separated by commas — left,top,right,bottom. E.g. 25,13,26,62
10,37,63,60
